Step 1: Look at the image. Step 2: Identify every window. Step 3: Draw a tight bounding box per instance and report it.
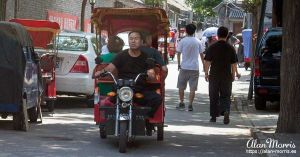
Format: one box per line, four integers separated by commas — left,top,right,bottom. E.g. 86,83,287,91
57,36,88,51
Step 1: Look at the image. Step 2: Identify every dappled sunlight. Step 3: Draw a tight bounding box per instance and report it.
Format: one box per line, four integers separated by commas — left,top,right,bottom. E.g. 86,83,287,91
165,124,249,136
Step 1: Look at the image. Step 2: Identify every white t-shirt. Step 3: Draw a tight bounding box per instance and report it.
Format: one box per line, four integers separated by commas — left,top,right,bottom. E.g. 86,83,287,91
101,45,109,55
176,36,203,71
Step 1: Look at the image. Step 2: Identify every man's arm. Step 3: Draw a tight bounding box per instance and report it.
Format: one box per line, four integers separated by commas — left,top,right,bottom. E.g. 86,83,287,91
231,63,237,81
177,51,181,70
147,68,156,81
94,63,116,77
204,61,211,82
200,53,204,70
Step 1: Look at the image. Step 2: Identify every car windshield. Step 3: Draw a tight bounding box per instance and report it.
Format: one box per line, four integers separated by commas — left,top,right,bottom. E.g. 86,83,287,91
57,36,88,51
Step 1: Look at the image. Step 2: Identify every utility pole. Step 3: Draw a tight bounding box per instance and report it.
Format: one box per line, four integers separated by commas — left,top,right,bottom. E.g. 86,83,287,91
0,0,7,21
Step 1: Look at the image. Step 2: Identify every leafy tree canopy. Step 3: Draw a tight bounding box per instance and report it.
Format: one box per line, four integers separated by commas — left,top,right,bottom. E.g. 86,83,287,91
242,0,262,13
144,0,165,7
185,0,222,17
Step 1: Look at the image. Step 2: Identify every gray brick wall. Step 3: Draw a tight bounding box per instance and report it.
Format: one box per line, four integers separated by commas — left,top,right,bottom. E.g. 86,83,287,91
5,0,145,30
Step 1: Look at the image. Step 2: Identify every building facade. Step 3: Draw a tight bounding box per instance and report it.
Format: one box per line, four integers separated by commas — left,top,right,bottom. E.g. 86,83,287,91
213,0,244,34
3,0,144,32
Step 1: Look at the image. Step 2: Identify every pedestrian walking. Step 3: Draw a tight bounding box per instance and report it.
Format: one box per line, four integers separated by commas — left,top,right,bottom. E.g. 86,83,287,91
176,24,204,111
204,26,238,124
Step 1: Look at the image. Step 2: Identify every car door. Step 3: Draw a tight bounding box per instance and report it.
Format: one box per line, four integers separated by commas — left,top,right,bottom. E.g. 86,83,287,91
23,47,39,108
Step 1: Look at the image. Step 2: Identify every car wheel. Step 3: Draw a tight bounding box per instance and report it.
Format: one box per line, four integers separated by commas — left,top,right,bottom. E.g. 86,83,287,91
255,95,266,110
13,99,29,131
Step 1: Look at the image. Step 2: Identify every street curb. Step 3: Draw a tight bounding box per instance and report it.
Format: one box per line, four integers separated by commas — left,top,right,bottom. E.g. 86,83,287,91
233,96,279,157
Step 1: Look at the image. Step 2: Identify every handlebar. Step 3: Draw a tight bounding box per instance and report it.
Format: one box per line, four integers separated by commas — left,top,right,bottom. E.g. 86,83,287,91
95,71,147,85
134,73,147,83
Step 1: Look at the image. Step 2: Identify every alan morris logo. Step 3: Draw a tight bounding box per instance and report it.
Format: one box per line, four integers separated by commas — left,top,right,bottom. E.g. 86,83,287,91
247,138,296,149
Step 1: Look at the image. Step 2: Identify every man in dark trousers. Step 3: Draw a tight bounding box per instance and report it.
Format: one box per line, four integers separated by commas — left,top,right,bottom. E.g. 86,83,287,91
204,26,238,124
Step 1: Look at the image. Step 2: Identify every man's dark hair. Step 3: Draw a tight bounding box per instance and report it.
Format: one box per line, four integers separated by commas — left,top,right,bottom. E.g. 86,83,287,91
185,24,196,35
128,31,143,39
217,26,229,38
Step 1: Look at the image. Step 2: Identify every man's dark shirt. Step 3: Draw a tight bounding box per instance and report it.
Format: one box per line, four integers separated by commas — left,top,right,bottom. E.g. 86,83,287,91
140,46,165,66
204,40,238,79
112,49,153,80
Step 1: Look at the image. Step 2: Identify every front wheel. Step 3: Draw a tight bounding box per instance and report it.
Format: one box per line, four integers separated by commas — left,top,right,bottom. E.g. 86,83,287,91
119,121,128,153
157,123,164,141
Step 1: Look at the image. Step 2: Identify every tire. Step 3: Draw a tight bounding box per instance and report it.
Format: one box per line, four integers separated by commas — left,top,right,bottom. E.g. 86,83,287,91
119,121,128,153
99,125,107,139
47,100,55,112
13,99,29,131
157,123,164,141
255,95,266,110
86,95,94,108
28,107,38,123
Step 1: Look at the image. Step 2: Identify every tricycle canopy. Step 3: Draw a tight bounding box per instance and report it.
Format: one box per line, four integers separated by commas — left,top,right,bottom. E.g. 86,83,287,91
0,22,30,106
10,19,60,49
92,8,170,36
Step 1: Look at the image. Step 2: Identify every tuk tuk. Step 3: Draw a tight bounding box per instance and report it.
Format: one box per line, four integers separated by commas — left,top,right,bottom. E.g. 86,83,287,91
10,19,60,112
92,8,169,153
0,22,43,131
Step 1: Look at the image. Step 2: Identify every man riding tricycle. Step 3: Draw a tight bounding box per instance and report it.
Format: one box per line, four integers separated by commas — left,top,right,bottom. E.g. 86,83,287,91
10,19,60,112
91,8,169,153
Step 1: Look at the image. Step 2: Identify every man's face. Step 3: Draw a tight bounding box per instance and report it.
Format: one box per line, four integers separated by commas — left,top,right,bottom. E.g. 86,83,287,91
128,32,142,50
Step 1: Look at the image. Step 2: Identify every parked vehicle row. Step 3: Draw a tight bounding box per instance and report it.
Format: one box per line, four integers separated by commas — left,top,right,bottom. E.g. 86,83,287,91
0,22,42,131
10,19,60,112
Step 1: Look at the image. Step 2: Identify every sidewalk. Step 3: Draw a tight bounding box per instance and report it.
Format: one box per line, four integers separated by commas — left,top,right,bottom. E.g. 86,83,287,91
232,68,299,157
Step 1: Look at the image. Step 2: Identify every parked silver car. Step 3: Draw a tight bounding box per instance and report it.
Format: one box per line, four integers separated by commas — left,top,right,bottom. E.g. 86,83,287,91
55,31,98,105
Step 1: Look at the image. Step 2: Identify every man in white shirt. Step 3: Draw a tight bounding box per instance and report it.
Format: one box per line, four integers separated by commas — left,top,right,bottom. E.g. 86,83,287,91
176,24,204,111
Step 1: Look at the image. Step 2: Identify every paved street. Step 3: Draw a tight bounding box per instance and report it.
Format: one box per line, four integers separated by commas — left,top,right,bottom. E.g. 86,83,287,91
0,60,254,157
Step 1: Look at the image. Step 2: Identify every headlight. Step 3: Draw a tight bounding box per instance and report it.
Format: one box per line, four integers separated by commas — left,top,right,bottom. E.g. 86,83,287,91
118,87,133,102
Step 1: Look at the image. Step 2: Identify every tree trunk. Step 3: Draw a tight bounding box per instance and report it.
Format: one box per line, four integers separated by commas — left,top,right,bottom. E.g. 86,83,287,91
80,0,87,31
0,0,7,21
276,0,300,133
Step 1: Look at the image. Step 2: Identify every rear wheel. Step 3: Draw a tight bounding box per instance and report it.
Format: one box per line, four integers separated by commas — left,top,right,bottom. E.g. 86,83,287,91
28,107,38,123
13,99,29,131
157,123,164,141
47,100,55,112
255,95,266,110
99,125,107,139
119,121,128,153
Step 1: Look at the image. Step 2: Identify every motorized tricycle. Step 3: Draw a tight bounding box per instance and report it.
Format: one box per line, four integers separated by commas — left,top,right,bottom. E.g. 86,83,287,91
91,8,169,153
10,19,60,112
0,22,43,131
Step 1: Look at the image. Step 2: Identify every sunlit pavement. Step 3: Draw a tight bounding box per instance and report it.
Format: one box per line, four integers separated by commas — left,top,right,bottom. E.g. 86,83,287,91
0,59,255,157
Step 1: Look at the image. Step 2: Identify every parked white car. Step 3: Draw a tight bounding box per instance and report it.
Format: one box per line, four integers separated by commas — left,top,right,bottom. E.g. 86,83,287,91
55,31,98,104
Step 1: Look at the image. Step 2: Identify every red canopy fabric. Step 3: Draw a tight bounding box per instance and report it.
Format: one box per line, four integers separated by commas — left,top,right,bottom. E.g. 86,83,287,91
10,19,60,49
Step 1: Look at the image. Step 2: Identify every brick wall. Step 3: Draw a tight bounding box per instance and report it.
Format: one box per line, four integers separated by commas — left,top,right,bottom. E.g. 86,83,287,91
5,0,144,29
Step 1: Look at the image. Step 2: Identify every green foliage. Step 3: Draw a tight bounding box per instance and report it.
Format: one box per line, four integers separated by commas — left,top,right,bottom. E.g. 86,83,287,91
185,0,222,18
242,0,262,13
144,0,165,7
